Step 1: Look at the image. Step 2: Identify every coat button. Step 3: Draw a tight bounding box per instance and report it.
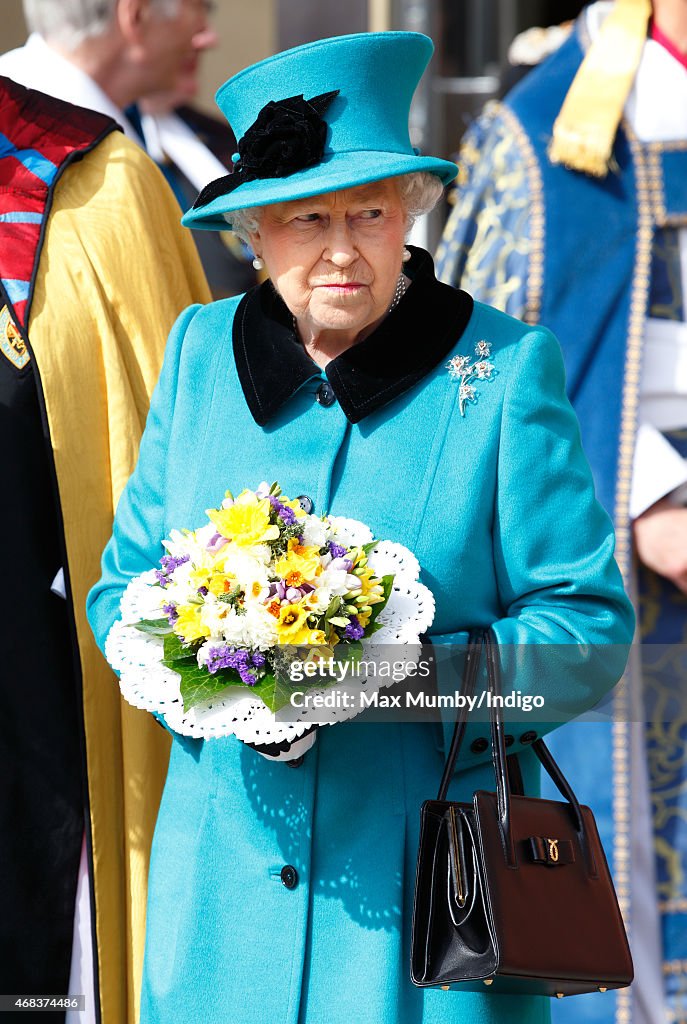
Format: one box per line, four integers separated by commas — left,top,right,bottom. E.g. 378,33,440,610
286,755,305,768
280,865,299,889
296,495,313,514
316,381,336,407
520,730,537,745
470,737,488,754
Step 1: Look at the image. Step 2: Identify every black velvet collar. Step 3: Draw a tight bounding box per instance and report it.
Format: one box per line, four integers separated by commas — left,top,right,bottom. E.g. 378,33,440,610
232,246,474,426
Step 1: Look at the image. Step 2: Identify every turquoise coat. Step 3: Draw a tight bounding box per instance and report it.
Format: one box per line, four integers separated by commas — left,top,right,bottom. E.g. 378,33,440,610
88,255,634,1024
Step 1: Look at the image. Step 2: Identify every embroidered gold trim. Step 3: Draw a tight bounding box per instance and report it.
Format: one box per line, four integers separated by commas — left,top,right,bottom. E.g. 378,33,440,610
660,898,687,913
0,304,30,369
663,960,687,976
644,140,687,228
496,104,546,325
612,121,654,1024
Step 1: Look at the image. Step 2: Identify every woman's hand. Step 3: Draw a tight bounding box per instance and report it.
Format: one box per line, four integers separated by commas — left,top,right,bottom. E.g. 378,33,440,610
633,496,687,592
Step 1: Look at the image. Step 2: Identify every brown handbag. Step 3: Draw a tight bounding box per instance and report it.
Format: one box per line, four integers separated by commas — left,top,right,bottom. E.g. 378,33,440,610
410,629,634,998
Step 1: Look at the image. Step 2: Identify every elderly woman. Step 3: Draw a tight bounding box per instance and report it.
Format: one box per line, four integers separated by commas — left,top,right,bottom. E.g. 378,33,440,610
88,31,633,1024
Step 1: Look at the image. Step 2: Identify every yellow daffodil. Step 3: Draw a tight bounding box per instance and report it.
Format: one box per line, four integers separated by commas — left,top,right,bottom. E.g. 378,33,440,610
273,602,326,646
207,493,279,549
274,539,321,584
174,604,210,643
290,626,327,646
275,602,309,638
206,572,238,597
188,566,212,592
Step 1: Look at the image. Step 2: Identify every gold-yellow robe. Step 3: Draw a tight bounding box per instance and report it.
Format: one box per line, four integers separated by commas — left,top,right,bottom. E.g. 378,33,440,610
29,130,210,1022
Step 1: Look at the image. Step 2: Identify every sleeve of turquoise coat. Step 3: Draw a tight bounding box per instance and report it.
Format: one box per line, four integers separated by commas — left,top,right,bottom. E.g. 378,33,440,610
435,103,532,319
87,303,202,654
492,326,634,697
434,325,635,761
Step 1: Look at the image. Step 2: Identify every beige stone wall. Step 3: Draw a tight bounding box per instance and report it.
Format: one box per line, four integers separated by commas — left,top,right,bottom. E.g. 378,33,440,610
0,0,277,115
197,0,276,114
3,0,28,50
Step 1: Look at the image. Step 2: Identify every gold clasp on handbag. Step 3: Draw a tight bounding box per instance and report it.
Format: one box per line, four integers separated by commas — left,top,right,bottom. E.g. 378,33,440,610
528,835,572,866
448,806,466,907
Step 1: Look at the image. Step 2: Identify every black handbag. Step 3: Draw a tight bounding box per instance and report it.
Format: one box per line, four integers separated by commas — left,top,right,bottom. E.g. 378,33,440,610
410,629,634,998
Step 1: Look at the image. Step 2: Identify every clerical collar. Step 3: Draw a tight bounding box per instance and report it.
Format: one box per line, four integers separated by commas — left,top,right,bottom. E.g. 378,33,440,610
651,21,687,73
233,246,474,426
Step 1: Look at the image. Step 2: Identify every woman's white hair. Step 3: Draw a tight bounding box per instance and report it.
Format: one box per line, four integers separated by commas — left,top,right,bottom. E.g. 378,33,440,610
227,171,445,249
24,0,181,50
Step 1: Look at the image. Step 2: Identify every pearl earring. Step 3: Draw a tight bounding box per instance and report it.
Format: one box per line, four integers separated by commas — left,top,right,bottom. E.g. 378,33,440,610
252,255,265,270
402,247,411,263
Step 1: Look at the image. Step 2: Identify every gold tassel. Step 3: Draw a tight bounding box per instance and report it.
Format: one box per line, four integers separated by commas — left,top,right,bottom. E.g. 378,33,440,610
548,0,652,177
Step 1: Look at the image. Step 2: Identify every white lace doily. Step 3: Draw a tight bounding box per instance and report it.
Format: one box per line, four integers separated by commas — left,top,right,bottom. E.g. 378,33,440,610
105,534,435,745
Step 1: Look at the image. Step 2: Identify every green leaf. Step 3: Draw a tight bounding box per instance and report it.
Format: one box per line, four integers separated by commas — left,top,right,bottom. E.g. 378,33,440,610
134,618,172,636
324,596,342,622
365,620,384,636
335,640,363,666
163,631,196,664
251,672,304,713
368,574,395,626
172,661,240,712
362,541,378,556
328,616,350,628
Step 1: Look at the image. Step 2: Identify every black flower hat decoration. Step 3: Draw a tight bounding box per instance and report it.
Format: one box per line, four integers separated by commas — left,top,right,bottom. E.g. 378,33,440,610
193,89,340,209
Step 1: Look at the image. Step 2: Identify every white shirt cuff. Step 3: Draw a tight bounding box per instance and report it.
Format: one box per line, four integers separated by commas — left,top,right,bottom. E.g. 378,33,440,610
630,423,687,519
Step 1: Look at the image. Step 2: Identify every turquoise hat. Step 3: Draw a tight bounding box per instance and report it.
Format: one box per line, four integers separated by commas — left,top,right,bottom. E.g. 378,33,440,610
182,31,458,231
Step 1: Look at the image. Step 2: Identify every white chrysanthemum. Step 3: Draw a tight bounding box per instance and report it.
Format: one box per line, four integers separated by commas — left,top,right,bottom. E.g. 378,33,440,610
216,607,251,646
195,594,233,640
219,548,271,593
301,516,328,548
242,603,279,650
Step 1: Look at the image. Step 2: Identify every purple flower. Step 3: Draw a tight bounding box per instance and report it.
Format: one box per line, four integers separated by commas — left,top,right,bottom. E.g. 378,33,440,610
198,586,209,597
160,553,190,574
330,556,353,571
162,603,178,626
155,570,170,588
344,616,364,641
206,532,229,554
329,542,348,559
202,644,264,685
268,495,297,525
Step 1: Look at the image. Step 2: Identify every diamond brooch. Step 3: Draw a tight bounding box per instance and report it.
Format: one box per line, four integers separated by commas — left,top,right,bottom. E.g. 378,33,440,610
447,340,496,416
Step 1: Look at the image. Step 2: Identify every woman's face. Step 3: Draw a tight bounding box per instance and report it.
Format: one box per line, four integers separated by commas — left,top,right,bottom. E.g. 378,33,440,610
248,179,408,340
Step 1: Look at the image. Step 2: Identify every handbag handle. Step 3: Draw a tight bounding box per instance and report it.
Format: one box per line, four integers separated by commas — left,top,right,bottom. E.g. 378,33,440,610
437,628,597,874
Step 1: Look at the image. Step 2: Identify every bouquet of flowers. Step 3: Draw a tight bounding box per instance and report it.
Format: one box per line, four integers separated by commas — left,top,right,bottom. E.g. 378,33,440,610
105,483,434,749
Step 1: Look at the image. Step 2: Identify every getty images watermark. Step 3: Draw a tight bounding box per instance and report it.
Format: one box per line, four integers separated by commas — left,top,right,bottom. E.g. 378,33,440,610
280,652,547,721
